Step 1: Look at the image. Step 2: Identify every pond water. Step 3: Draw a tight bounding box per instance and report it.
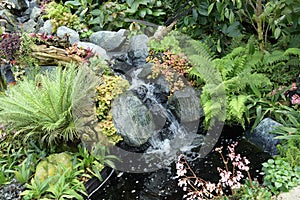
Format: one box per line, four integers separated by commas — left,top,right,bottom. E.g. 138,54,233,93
85,125,271,200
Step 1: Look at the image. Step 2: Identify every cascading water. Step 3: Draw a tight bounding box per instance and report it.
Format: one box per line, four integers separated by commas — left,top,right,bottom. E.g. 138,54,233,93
112,66,204,170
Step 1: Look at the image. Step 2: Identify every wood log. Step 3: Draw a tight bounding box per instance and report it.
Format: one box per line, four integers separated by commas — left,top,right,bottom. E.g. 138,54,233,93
30,45,84,66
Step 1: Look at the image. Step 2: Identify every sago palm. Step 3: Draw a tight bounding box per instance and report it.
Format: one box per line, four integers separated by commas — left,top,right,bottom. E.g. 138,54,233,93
0,65,99,145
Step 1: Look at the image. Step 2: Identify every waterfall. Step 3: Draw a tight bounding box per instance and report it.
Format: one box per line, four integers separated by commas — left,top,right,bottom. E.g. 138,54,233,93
112,66,204,169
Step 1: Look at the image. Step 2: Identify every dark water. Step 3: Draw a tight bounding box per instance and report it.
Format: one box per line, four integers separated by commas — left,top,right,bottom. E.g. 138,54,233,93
85,125,271,200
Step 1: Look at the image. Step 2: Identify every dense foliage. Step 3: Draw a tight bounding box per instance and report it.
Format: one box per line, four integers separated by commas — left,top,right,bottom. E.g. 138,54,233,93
0,0,299,199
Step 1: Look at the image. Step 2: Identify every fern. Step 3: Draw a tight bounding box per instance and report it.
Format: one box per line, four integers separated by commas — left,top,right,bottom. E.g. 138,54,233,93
188,42,271,128
228,95,247,128
263,50,289,66
284,48,300,58
0,65,99,145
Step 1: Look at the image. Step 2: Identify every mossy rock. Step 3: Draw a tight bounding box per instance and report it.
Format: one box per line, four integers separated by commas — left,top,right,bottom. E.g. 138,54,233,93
34,152,73,182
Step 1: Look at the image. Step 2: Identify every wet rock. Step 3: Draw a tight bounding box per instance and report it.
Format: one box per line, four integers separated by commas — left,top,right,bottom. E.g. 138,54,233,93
111,53,134,74
169,86,203,122
29,6,41,20
136,63,153,79
0,9,19,32
22,18,36,32
246,118,282,156
77,41,109,60
38,19,52,35
112,91,156,147
128,34,149,66
8,0,28,11
89,29,128,52
56,26,79,45
1,63,16,85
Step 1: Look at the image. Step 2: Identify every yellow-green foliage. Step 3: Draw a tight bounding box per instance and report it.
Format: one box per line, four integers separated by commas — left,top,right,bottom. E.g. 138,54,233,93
96,75,129,144
43,2,83,33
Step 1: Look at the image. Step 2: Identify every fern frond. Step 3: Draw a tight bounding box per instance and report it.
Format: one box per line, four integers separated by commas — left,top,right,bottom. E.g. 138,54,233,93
263,50,289,66
284,48,300,58
185,39,215,60
286,58,300,67
228,95,247,128
188,55,222,85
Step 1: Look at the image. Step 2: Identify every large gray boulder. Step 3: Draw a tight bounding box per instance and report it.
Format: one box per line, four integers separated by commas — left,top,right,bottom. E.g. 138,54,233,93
56,26,79,45
128,34,149,66
246,118,282,156
89,29,128,52
76,42,109,60
169,87,203,123
112,91,156,147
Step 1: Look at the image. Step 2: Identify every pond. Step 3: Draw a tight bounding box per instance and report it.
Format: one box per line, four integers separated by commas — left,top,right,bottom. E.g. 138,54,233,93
85,125,271,200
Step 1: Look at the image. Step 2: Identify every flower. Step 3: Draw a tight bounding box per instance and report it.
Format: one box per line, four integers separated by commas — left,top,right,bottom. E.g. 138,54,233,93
215,146,223,153
291,94,300,105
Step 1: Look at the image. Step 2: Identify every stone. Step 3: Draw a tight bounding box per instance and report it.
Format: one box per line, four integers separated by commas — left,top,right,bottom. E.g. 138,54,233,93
89,29,128,52
246,118,282,156
275,185,300,200
0,9,19,32
128,34,149,66
38,19,52,35
29,7,41,20
56,26,79,45
7,0,28,11
112,91,156,147
34,152,73,183
22,18,36,33
76,41,109,60
169,86,203,123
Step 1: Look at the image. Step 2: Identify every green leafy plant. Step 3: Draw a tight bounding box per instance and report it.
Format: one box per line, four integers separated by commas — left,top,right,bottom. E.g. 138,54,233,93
233,179,272,200
277,139,300,169
188,40,271,128
65,0,170,31
262,158,300,195
14,157,32,184
21,176,50,200
0,65,99,145
76,144,119,182
0,142,24,185
43,1,84,33
148,32,181,53
45,169,85,200
22,162,86,200
254,48,300,85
